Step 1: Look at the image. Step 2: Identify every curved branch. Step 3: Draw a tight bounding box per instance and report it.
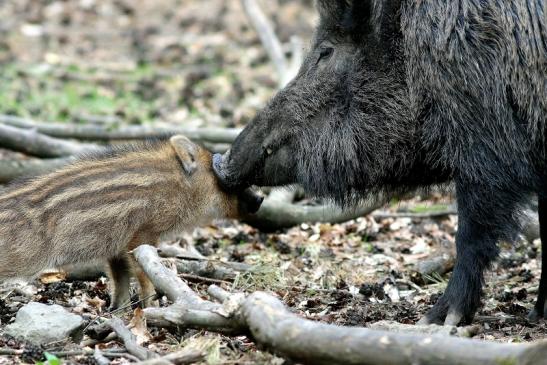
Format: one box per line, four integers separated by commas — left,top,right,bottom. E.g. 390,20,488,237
244,189,382,231
240,292,545,365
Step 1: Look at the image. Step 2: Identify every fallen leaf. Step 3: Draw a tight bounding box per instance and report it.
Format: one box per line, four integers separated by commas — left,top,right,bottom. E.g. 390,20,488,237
39,271,67,284
129,307,152,345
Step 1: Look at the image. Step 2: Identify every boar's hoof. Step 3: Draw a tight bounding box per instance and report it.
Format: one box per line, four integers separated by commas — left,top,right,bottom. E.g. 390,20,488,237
416,316,432,325
417,295,468,326
527,308,542,323
527,302,547,323
444,309,463,326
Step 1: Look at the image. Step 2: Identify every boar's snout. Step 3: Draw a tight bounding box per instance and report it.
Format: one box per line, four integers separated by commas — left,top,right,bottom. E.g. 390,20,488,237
213,152,263,214
212,151,240,190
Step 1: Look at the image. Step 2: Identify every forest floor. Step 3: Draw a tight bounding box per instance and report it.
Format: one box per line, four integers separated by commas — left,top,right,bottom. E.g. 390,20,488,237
0,1,546,364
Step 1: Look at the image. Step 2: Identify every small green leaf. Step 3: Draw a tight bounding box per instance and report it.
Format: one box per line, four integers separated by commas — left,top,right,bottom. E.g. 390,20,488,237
44,352,61,365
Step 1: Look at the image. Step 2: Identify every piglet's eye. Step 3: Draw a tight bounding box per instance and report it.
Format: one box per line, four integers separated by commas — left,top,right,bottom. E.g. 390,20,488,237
318,47,334,61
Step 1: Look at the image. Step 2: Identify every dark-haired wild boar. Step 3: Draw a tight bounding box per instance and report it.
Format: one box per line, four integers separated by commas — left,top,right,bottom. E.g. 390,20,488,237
0,135,262,308
213,0,547,325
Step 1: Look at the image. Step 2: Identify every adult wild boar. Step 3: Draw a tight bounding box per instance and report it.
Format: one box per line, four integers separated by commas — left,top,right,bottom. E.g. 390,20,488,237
214,0,547,325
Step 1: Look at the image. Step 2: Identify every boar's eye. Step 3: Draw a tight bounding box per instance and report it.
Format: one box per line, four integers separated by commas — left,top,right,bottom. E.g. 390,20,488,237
318,47,334,62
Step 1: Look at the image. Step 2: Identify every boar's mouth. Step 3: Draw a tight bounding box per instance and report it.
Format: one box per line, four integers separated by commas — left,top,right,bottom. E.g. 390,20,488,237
238,187,264,214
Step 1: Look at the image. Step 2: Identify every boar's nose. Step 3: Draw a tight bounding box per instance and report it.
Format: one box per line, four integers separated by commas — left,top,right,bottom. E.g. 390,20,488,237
239,188,264,214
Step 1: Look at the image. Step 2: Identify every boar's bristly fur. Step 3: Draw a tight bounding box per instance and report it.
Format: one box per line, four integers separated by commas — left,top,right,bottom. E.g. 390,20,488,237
214,0,547,325
0,135,261,309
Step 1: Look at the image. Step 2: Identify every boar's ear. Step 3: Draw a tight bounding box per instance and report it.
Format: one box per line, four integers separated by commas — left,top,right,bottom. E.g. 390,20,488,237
339,1,402,42
339,0,374,36
169,135,198,175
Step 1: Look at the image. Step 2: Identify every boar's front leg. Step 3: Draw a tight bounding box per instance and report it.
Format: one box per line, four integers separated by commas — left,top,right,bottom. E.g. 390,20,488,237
419,183,506,325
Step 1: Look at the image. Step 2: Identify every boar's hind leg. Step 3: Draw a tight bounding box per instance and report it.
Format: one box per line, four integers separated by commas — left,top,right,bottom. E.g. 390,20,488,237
419,184,505,326
528,196,547,322
108,254,133,310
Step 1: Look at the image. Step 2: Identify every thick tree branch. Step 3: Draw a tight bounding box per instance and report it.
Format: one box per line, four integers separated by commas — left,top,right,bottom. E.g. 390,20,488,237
245,189,383,231
0,115,240,144
133,246,209,307
0,123,98,157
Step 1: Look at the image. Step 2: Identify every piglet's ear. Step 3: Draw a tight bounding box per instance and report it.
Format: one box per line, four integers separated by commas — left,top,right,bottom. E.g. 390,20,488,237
169,135,198,175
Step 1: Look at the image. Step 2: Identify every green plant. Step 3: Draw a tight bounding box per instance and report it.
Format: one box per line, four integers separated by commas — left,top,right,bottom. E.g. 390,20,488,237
36,352,61,365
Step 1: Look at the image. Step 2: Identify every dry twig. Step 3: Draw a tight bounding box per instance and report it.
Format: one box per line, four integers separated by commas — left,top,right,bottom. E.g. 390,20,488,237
106,317,157,361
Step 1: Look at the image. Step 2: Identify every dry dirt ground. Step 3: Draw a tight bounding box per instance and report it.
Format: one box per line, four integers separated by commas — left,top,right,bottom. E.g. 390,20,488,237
0,1,546,364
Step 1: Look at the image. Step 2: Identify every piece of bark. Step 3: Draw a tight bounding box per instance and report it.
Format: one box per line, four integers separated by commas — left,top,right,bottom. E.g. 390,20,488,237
180,274,231,285
157,241,205,260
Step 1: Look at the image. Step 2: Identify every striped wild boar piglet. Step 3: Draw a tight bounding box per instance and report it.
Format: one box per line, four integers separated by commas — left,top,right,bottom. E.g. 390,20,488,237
0,135,262,308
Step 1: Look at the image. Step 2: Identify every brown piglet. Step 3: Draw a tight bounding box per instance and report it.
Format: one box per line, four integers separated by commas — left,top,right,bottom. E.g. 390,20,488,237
0,135,262,308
